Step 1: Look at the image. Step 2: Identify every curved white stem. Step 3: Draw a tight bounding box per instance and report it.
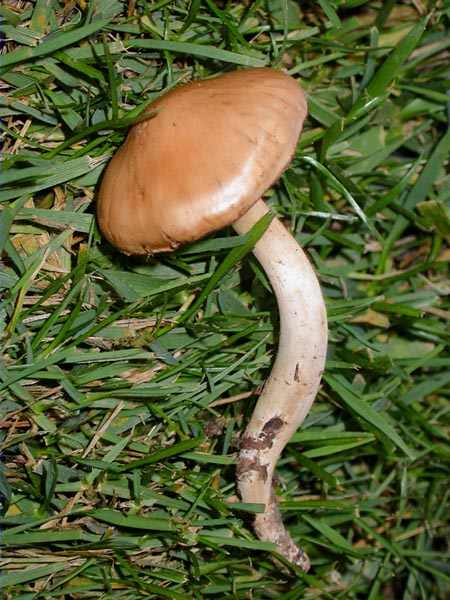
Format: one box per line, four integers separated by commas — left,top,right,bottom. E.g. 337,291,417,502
233,199,327,571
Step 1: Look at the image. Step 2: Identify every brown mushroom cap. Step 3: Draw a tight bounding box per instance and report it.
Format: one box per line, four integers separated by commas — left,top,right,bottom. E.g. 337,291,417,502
97,68,307,255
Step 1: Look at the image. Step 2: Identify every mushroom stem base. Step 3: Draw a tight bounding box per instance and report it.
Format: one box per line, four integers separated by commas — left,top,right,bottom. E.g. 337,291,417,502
233,199,328,571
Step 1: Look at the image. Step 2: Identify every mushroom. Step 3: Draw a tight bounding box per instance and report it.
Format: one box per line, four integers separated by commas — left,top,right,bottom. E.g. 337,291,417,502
97,68,327,571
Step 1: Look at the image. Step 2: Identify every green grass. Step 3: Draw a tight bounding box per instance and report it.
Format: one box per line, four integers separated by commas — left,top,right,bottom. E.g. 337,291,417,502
1,0,449,597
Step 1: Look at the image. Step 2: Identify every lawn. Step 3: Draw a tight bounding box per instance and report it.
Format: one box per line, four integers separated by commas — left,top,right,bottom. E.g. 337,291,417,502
0,0,449,598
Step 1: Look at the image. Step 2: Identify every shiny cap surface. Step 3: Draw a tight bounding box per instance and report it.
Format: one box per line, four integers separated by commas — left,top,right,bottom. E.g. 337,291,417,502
97,68,307,255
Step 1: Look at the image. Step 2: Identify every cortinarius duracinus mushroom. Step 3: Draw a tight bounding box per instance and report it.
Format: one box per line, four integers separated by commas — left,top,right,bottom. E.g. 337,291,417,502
97,68,327,571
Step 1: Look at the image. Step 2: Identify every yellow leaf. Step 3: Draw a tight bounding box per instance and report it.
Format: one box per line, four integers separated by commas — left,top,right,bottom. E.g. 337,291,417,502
351,309,390,329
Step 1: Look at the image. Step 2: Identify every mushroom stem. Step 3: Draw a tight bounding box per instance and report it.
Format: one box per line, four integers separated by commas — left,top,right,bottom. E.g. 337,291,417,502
233,199,327,571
